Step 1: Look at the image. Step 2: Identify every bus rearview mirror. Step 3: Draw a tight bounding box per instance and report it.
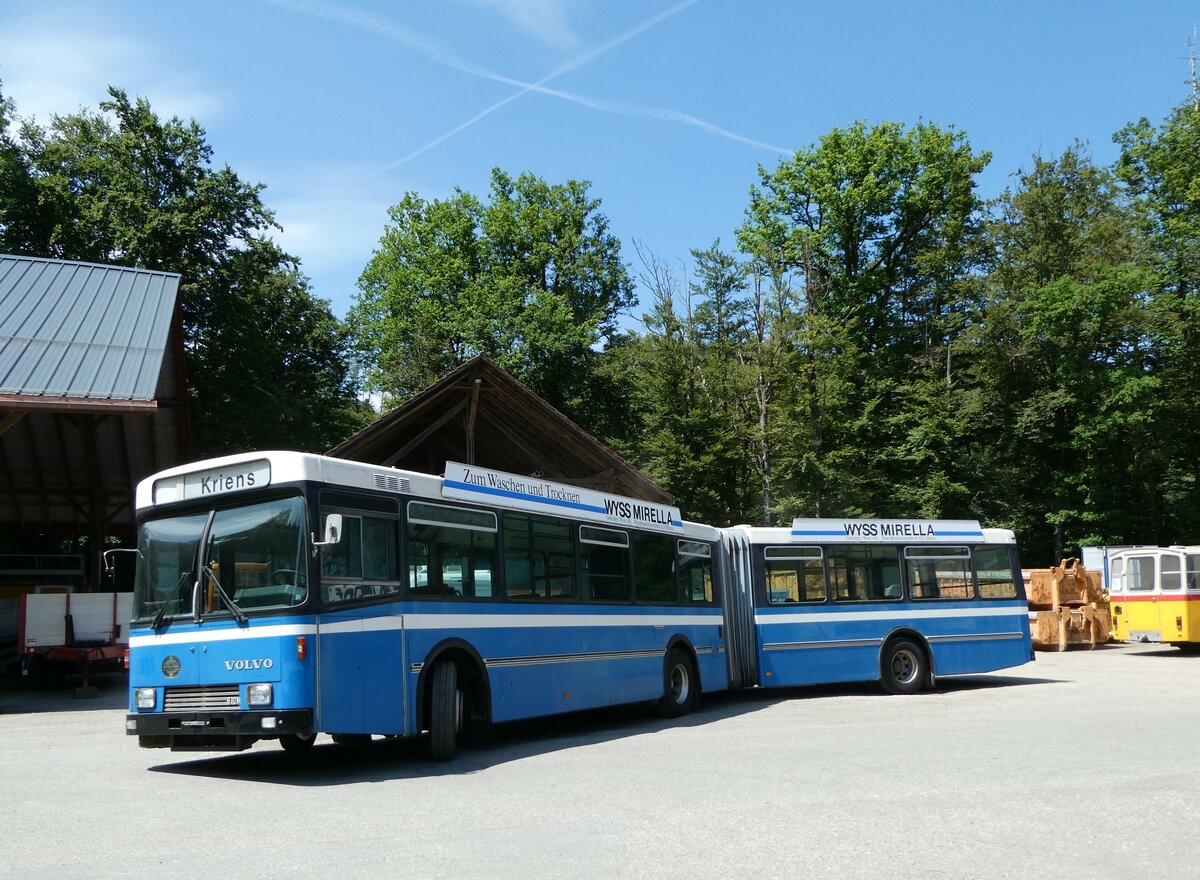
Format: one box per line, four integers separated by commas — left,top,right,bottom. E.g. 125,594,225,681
323,513,342,545
312,513,342,549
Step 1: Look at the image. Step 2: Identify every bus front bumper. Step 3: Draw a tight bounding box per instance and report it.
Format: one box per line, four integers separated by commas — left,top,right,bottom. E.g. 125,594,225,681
126,709,313,751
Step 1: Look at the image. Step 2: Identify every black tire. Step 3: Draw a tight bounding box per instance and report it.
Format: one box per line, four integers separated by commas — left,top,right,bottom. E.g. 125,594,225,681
879,638,927,695
330,733,371,747
27,655,61,689
279,732,316,753
655,648,697,718
429,661,460,761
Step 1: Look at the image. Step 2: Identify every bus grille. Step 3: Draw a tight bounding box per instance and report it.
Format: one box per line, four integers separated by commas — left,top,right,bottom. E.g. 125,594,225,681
164,685,240,711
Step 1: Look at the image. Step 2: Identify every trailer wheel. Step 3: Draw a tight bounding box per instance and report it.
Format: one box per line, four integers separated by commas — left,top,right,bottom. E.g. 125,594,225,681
428,660,461,761
279,732,316,752
879,638,927,695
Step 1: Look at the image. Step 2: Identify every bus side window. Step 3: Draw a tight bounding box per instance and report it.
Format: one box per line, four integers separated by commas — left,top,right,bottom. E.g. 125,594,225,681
503,513,575,600
1127,556,1155,591
1162,555,1182,591
320,513,402,604
1110,557,1125,593
322,516,362,579
678,540,714,604
828,545,901,602
407,502,496,598
632,532,675,603
581,526,631,602
763,546,823,604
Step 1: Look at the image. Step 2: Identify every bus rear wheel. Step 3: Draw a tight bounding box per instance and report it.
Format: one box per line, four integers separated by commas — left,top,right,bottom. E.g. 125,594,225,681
429,661,461,761
879,638,927,695
656,648,697,718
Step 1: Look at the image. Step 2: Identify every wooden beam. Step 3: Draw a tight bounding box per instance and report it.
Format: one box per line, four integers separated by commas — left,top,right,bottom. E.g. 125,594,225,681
53,413,76,505
0,394,157,414
0,487,136,501
0,435,22,530
0,411,26,436
465,378,482,465
20,413,52,525
381,398,468,467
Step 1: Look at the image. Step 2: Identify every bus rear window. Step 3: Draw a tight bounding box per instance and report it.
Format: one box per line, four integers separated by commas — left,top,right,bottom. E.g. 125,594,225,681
974,545,1018,598
905,546,973,600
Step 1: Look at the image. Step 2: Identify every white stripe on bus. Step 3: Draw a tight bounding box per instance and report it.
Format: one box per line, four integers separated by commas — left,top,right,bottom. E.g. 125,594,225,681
322,612,724,635
129,624,316,648
412,644,716,674
755,605,1028,626
762,631,1026,652
131,613,724,644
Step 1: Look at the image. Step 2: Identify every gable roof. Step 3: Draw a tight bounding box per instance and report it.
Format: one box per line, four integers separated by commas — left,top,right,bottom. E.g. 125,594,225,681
328,355,672,505
0,254,189,537
0,254,180,409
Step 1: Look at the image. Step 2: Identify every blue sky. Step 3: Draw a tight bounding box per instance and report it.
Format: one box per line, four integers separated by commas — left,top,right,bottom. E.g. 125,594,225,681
1,1,1197,324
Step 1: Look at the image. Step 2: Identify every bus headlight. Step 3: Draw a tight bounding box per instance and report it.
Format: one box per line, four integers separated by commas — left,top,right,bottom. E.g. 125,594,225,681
135,688,156,709
247,683,273,707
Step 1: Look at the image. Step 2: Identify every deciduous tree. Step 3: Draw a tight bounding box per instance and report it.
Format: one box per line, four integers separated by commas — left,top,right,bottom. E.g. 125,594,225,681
351,169,635,428
0,85,369,455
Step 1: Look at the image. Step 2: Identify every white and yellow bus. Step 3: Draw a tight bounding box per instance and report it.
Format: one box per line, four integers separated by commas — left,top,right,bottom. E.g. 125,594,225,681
1108,546,1200,649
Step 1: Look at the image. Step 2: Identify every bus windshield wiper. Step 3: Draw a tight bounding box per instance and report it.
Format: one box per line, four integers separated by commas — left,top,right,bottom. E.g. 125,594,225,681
150,569,194,631
202,563,248,625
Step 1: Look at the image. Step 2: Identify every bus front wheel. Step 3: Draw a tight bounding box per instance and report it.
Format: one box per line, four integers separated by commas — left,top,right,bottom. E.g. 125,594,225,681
429,661,461,761
279,732,316,753
879,638,927,695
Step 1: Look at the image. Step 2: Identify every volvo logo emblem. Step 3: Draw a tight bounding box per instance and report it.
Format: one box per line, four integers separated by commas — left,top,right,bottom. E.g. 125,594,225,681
162,655,182,678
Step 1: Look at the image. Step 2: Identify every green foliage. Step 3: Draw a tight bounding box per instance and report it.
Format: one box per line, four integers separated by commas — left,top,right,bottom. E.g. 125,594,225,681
0,84,370,456
10,77,1200,563
614,117,1199,562
351,168,634,427
738,120,990,521
1114,102,1200,541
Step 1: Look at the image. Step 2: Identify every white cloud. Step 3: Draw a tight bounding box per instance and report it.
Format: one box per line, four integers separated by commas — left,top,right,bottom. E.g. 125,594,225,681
0,12,221,127
254,162,406,312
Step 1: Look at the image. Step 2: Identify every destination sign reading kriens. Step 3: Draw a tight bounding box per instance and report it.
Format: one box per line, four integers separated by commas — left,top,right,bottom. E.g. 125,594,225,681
443,463,683,533
790,518,985,543
153,459,272,504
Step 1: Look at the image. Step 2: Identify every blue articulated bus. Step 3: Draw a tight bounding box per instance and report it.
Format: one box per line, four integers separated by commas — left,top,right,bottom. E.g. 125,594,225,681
125,452,1033,759
125,452,729,759
721,519,1034,694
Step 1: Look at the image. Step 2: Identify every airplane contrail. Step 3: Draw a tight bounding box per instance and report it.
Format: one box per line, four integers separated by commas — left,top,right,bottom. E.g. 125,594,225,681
264,0,791,170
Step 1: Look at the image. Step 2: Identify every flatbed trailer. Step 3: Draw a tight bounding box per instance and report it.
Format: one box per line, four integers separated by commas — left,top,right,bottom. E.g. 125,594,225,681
19,592,131,695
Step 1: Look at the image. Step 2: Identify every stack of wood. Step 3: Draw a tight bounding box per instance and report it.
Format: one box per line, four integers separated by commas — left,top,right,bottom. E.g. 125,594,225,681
1024,559,1110,651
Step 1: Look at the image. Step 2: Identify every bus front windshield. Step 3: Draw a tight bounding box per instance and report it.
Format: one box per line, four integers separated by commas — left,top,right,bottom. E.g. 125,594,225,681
134,496,309,621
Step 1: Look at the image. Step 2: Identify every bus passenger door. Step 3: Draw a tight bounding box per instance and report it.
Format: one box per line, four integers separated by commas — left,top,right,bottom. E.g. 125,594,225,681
315,505,407,736
317,615,365,734
1158,553,1185,644
317,612,406,736
1125,555,1159,642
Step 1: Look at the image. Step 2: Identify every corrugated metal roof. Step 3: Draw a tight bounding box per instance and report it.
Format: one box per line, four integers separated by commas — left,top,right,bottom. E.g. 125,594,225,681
0,254,181,402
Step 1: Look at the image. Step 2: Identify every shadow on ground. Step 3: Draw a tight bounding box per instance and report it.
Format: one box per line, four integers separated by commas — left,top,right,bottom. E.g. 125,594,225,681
147,670,1059,787
0,670,127,714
